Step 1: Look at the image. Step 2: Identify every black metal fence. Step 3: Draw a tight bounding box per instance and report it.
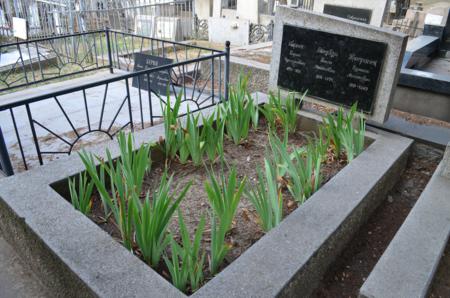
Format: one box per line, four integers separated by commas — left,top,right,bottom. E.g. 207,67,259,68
0,30,111,93
0,30,230,176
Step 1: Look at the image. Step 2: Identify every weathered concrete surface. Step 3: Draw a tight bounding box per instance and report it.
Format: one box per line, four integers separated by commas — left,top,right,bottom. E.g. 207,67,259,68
0,236,50,298
360,156,450,298
269,6,408,124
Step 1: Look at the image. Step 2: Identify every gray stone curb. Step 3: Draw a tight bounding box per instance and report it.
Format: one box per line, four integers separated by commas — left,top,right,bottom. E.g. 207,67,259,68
360,149,450,298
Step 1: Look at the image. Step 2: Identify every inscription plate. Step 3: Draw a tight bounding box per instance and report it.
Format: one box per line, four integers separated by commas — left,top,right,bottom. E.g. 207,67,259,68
132,53,173,94
277,25,387,113
323,5,372,24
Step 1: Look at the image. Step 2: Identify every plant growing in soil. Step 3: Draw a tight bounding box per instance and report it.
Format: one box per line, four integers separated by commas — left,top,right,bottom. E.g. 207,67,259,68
79,132,152,250
322,103,365,162
221,74,257,145
202,110,225,163
260,91,305,134
339,109,366,163
209,213,230,275
205,166,247,274
205,166,247,233
183,109,205,166
164,211,206,293
270,134,322,204
133,171,191,267
245,158,283,232
161,92,183,160
68,172,94,215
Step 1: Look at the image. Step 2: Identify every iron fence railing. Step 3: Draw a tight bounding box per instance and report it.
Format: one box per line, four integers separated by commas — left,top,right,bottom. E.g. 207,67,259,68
391,18,424,38
0,30,111,93
250,21,274,44
194,14,208,40
0,30,230,176
0,0,195,42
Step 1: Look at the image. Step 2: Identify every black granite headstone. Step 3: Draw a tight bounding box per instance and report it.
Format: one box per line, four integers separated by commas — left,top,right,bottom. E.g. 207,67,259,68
323,4,372,24
277,24,387,113
132,53,174,94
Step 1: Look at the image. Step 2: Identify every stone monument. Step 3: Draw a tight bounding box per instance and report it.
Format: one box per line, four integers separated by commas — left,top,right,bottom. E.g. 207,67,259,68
269,6,408,123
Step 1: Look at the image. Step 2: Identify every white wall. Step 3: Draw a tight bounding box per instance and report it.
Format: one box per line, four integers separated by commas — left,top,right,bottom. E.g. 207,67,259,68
237,0,260,23
313,0,389,27
195,0,213,19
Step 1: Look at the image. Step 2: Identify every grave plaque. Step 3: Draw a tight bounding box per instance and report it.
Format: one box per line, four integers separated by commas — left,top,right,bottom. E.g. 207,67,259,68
323,4,372,24
132,53,173,94
277,24,387,113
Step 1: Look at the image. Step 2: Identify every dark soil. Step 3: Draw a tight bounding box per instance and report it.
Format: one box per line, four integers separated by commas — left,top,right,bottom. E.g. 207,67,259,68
429,241,450,297
88,119,346,287
312,142,444,297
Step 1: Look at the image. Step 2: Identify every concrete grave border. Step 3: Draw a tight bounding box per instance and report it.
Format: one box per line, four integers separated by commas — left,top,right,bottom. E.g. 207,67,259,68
269,6,408,124
0,93,412,297
360,144,450,298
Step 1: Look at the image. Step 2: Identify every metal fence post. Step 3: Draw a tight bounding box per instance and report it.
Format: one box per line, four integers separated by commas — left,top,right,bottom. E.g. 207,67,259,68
0,127,14,176
224,41,231,101
105,28,114,73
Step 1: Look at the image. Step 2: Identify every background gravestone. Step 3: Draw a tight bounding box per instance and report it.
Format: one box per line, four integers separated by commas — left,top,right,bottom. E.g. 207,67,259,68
313,0,389,27
323,4,372,24
132,53,173,94
269,6,408,124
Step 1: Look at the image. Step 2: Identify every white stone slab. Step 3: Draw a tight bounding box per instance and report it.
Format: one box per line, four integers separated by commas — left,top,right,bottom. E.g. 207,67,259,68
208,17,250,46
269,6,407,124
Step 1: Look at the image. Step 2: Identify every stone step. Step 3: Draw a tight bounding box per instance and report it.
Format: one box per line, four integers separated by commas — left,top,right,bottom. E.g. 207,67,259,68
360,145,450,298
0,236,50,298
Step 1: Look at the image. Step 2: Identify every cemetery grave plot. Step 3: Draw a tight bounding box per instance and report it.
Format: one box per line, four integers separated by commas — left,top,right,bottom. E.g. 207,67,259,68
56,80,370,294
0,7,416,297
